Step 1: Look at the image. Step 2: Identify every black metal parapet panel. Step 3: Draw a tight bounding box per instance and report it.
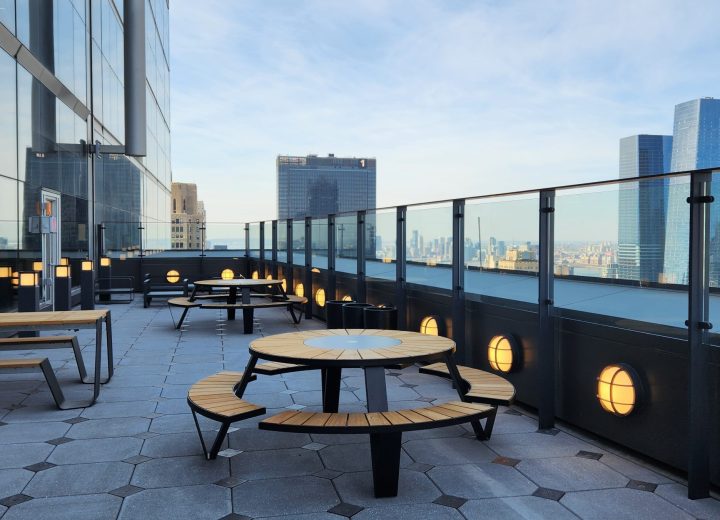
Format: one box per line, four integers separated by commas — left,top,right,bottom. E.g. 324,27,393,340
123,0,147,156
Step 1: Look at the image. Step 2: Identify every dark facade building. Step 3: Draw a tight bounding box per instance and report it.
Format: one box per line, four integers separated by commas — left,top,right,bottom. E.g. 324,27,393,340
0,0,171,302
277,154,376,219
617,134,672,282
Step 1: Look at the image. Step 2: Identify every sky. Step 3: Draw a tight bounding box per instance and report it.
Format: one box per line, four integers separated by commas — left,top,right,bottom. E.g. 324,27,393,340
169,0,720,228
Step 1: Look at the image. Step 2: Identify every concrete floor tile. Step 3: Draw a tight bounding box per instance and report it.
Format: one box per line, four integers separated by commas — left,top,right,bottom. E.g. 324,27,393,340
232,448,323,480
47,437,143,465
353,503,464,520
561,488,694,520
486,431,597,460
0,421,70,444
1,493,122,520
319,443,412,473
518,457,628,492
23,462,133,497
600,453,675,485
66,417,150,439
140,431,205,458
232,476,339,517
0,468,34,498
118,484,231,520
461,496,579,519
228,428,311,451
80,401,157,419
428,463,537,499
0,443,54,469
655,483,720,519
149,413,214,434
131,455,229,488
403,437,496,466
334,470,440,507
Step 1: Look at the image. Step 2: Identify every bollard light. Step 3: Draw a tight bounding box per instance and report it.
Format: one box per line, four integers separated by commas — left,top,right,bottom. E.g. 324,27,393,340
100,257,111,267
19,272,38,286
54,265,72,310
55,265,70,278
32,261,43,272
0,267,11,278
59,257,69,266
81,260,93,271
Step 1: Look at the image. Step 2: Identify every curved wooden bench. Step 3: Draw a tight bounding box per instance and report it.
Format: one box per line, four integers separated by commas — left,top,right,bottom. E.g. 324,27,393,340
0,358,87,410
419,362,515,440
187,371,265,459
254,361,311,375
260,401,492,497
167,297,202,329
201,295,308,332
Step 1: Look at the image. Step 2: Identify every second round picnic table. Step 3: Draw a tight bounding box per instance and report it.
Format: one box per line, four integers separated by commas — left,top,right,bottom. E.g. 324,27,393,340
188,278,286,320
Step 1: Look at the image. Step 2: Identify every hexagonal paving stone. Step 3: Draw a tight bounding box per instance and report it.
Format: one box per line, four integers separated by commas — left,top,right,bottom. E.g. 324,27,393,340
485,431,597,460
1,493,122,520
461,496,580,519
80,401,157,420
227,428,311,451
517,457,628,492
140,432,206,458
118,484,230,520
428,463,536,499
320,443,412,473
561,488,694,520
231,448,323,480
131,455,229,488
23,462,133,498
0,422,70,444
0,443,54,469
232,476,339,518
334,470,440,507
66,417,151,440
403,437,496,466
655,483,720,519
0,469,34,498
47,437,143,465
354,503,464,519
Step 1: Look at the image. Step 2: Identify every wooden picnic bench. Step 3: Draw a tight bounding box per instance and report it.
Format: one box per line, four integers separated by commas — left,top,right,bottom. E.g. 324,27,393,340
0,335,89,382
143,274,190,307
0,357,88,410
260,401,493,497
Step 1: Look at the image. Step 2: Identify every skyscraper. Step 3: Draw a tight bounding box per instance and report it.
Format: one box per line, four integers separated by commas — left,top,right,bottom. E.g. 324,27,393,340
663,98,720,284
277,154,376,219
617,135,672,282
171,183,206,250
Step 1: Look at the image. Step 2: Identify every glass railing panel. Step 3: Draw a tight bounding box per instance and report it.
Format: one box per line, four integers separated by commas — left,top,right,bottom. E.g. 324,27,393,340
709,170,720,337
277,221,287,263
249,222,260,258
406,202,452,289
263,222,272,260
103,221,142,258
554,175,689,328
292,219,305,266
464,193,539,303
366,209,396,281
203,222,244,254
311,218,328,270
335,213,357,274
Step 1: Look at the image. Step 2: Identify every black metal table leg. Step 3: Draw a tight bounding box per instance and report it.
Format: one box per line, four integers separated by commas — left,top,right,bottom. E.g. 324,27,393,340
228,287,237,320
323,367,342,412
370,432,402,497
364,366,388,412
242,307,254,334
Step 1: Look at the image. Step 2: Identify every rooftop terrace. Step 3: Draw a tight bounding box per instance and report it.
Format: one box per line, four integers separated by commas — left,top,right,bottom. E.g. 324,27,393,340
0,300,717,519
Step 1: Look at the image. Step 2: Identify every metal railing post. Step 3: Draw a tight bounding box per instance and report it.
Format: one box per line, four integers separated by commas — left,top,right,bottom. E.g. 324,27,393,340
357,211,367,303
687,170,712,499
396,206,407,329
538,189,556,430
304,217,313,319
328,215,336,301
286,220,293,294
271,220,278,279
452,199,467,362
259,221,265,278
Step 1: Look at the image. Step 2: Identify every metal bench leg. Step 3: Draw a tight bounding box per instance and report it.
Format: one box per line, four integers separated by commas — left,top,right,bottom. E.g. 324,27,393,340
209,422,230,460
370,432,402,497
176,307,191,329
38,358,76,410
481,407,498,440
288,305,302,324
242,308,254,334
69,336,88,381
191,409,210,459
322,368,342,413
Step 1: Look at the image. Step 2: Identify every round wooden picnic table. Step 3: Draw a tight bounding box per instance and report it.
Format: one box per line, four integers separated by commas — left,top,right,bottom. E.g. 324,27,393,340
190,278,285,320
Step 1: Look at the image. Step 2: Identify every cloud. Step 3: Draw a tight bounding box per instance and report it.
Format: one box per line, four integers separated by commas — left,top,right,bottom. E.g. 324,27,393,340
169,0,720,227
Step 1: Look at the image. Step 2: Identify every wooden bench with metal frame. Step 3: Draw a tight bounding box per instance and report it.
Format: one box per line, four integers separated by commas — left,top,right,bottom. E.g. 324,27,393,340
0,358,89,410
187,371,266,460
259,401,493,497
419,362,516,439
0,335,91,383
143,275,190,308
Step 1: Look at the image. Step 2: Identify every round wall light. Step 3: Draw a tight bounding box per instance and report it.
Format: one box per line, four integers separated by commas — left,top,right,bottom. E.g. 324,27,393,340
311,267,320,273
281,278,287,292
597,364,641,417
420,316,440,336
295,283,305,298
221,269,234,280
488,334,520,373
315,288,326,307
251,270,259,279
266,274,273,280
342,294,353,302
166,270,180,283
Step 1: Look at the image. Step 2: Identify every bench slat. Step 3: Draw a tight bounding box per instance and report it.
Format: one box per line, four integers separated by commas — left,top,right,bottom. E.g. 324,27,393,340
0,358,45,369
419,362,515,405
0,336,75,345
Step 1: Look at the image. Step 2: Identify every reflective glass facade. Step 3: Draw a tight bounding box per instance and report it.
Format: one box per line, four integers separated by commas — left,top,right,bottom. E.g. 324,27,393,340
277,155,376,220
0,0,171,272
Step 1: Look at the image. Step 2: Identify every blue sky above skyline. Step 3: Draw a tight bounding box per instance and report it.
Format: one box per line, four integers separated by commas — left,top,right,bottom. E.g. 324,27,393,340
170,0,720,225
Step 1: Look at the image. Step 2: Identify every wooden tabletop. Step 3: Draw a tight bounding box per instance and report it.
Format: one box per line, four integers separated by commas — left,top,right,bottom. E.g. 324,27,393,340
193,279,283,288
250,329,455,368
0,310,108,328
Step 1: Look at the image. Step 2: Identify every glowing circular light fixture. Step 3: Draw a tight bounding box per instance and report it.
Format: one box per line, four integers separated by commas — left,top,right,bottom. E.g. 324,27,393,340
251,270,259,279
342,295,353,302
281,278,287,292
311,267,320,273
166,270,180,283
420,316,440,336
295,283,305,298
597,364,641,417
487,335,519,373
221,269,234,280
266,274,273,280
315,288,326,307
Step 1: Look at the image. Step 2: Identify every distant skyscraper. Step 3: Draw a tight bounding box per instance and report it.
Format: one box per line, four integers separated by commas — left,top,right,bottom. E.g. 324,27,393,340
617,135,672,282
663,98,720,284
277,154,376,219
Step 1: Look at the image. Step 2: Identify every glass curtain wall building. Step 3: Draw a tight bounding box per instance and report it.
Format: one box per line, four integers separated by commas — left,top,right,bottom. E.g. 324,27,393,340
617,135,672,283
663,98,720,284
0,0,171,298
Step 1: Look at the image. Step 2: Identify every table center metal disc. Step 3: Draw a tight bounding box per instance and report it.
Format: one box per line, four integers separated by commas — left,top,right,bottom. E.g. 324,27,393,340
303,335,402,350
